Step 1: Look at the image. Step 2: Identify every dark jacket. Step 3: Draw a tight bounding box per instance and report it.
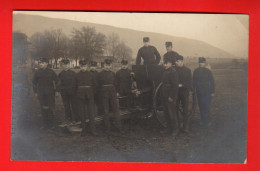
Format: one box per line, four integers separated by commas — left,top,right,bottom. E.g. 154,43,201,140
193,67,215,94
136,45,161,65
115,68,132,95
161,67,179,99
58,69,77,95
32,68,58,95
176,65,192,91
75,70,97,99
96,70,117,87
163,51,179,65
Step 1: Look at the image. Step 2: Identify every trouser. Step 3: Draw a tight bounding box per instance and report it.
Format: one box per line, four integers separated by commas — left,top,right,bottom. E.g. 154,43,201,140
101,86,122,131
77,88,96,133
176,89,190,130
163,98,179,133
197,91,211,126
60,91,79,121
38,93,55,128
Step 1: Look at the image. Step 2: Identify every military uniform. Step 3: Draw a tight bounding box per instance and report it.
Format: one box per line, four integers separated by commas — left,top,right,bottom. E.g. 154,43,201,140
193,57,215,127
58,60,78,122
116,60,132,108
175,56,192,132
96,59,122,132
89,61,102,115
161,59,179,134
136,37,161,65
32,58,58,128
76,60,97,135
163,42,180,66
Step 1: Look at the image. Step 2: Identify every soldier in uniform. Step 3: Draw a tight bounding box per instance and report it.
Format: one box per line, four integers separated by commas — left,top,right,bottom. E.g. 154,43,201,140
76,60,97,136
58,59,79,122
116,59,132,108
32,58,58,129
136,37,161,65
175,55,192,133
96,59,123,134
163,42,180,66
160,56,179,136
89,61,102,115
193,57,215,128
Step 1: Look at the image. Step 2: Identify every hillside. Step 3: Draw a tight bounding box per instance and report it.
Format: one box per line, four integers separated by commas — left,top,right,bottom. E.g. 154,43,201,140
13,14,237,59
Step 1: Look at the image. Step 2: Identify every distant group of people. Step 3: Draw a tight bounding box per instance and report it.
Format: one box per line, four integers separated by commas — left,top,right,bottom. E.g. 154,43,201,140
32,36,215,137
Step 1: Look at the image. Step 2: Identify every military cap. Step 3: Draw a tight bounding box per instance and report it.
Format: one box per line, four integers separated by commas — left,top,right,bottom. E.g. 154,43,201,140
143,37,150,42
79,60,88,66
39,58,49,63
90,61,97,67
104,59,112,65
176,55,184,61
165,41,172,47
198,57,206,63
61,59,70,64
121,59,128,65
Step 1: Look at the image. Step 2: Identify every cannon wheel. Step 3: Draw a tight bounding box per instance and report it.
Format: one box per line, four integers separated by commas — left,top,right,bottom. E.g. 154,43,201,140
153,83,167,128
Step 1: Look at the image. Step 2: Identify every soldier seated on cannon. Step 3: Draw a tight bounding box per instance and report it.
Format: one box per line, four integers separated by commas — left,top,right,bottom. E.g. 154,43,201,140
136,37,161,65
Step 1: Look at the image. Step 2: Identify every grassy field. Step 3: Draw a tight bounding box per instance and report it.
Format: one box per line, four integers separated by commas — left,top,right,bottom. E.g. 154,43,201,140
11,61,247,163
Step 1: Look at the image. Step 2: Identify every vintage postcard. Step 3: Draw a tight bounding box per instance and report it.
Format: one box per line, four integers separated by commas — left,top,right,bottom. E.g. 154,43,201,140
11,11,248,163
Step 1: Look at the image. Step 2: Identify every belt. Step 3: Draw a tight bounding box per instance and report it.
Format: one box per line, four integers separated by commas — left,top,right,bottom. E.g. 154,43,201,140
102,84,114,87
79,86,92,88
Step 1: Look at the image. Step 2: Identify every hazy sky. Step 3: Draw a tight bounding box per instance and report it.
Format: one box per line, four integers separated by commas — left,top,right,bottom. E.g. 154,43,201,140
14,11,249,58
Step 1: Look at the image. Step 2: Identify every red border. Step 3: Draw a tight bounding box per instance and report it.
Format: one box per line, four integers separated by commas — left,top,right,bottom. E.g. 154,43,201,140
1,0,259,170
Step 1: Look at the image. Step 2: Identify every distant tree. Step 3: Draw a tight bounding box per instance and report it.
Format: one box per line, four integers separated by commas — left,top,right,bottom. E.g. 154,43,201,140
106,32,132,61
106,32,120,57
30,29,69,68
115,41,132,62
70,27,106,62
13,32,30,64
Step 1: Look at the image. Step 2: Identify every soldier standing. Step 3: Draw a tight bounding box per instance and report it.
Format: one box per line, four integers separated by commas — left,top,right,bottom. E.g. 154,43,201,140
116,59,132,108
32,58,58,129
89,61,101,115
136,37,161,65
193,57,215,128
163,42,180,66
160,56,179,136
58,59,78,123
175,55,192,133
76,60,97,136
96,59,123,134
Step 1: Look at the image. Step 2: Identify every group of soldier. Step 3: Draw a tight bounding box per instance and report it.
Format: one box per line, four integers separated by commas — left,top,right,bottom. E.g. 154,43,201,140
32,36,215,137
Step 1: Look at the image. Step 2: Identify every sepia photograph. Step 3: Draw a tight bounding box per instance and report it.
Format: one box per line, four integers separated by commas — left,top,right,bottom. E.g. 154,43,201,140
11,11,248,163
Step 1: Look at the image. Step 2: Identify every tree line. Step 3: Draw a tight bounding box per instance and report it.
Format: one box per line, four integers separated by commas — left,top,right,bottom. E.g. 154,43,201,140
13,26,133,68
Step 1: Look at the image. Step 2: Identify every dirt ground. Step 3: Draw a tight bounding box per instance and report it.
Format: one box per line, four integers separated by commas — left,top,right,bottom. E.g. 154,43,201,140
11,67,247,163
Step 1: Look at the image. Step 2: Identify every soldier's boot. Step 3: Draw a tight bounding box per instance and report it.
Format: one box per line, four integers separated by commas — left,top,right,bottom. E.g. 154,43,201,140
47,109,55,129
90,122,98,136
41,108,49,129
104,114,111,134
81,124,87,137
